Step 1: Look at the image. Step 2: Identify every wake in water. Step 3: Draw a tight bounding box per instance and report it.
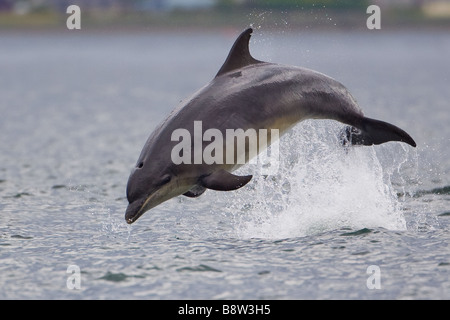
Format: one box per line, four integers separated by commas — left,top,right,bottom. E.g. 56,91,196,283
218,120,410,239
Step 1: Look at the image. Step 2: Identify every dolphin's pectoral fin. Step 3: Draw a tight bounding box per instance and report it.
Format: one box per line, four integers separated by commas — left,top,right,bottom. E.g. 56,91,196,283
183,185,207,198
200,169,253,191
340,117,416,148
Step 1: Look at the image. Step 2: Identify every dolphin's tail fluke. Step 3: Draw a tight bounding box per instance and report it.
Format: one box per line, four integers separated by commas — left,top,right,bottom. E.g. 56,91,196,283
341,117,416,147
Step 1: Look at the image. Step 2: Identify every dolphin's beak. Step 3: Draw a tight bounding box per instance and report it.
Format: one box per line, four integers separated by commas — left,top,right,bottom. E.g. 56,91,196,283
125,188,164,224
125,197,147,224
125,181,185,224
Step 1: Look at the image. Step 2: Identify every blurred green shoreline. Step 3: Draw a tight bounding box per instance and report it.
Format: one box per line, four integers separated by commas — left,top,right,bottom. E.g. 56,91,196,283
1,7,450,32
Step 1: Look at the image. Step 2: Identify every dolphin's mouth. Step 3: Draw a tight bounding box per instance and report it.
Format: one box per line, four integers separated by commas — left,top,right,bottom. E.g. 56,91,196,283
125,196,150,224
125,190,164,224
125,181,186,224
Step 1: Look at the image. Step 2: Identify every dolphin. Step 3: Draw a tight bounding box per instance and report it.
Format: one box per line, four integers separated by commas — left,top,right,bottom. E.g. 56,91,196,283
125,28,416,224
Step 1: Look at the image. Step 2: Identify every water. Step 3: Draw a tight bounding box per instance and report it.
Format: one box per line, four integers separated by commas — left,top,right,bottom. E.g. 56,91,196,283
0,29,449,299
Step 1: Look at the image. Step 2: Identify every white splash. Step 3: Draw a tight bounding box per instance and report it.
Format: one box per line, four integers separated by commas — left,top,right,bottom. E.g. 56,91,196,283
222,120,407,239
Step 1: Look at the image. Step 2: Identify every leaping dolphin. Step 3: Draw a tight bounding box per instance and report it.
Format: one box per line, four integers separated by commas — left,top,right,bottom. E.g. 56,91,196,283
125,28,416,224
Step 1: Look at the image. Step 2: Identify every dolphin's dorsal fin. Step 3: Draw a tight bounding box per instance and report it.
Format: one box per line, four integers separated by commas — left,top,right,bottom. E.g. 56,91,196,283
215,28,262,77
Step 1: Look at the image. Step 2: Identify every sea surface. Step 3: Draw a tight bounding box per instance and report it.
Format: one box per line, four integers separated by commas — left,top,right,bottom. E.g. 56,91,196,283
0,28,449,299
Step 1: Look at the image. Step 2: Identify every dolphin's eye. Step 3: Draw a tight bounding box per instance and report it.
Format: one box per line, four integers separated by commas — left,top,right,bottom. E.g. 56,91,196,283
137,162,144,169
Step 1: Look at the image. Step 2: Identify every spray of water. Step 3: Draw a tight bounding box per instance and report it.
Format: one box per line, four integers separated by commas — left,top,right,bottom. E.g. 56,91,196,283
218,120,408,239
